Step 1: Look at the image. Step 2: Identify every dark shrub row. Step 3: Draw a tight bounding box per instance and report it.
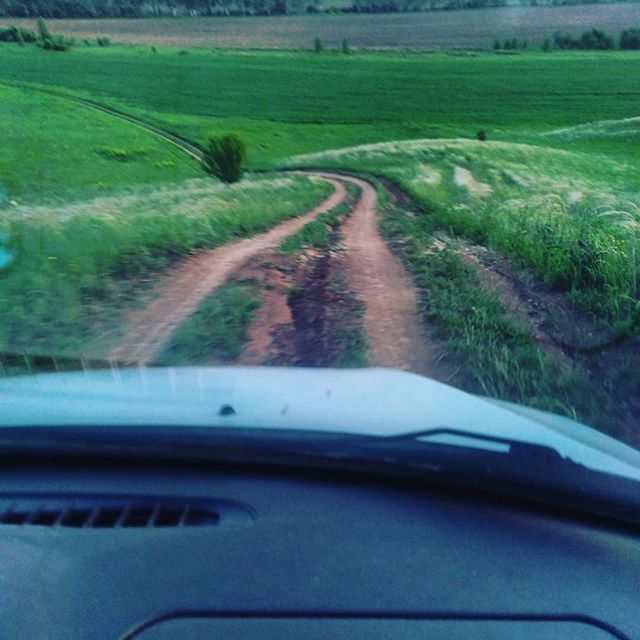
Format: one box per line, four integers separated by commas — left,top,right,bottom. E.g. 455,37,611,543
494,28,640,51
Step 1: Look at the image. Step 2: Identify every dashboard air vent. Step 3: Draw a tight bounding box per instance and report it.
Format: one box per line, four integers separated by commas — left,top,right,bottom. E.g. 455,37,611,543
0,494,251,529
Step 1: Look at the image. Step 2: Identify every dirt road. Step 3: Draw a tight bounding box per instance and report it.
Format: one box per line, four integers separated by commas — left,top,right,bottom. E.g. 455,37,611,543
29,88,433,370
109,178,345,364
109,171,435,372
306,172,436,373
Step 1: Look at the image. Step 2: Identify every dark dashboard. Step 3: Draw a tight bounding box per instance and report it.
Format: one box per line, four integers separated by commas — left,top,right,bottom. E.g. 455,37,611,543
1,457,639,640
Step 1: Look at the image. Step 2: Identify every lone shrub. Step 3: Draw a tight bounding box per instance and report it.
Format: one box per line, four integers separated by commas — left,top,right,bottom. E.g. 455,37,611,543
36,17,51,42
341,38,350,54
314,36,323,53
203,134,247,184
96,36,111,47
476,130,487,141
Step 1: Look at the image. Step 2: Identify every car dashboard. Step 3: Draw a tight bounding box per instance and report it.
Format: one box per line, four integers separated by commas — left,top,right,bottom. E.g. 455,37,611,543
0,455,639,640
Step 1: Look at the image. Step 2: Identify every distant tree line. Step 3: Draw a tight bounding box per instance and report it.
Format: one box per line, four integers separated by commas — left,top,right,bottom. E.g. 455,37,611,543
0,0,638,18
492,28,640,51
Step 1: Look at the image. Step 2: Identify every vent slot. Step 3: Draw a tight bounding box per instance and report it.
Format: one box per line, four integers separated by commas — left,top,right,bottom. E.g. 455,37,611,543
0,495,248,529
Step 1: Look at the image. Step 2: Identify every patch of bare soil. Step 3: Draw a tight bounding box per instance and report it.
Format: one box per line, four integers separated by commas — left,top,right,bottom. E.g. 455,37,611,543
108,180,345,365
232,255,296,366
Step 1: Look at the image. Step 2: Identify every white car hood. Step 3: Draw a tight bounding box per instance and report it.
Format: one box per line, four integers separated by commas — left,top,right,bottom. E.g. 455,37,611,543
2,366,640,482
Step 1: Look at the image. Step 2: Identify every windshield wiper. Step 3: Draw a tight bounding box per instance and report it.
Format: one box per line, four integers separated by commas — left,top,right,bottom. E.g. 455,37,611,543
1,425,640,530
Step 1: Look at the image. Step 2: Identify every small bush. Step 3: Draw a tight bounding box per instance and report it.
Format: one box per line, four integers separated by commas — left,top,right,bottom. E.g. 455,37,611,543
96,36,111,47
20,27,36,43
620,28,640,50
314,36,324,53
341,38,350,54
202,134,247,184
492,39,501,50
542,38,552,52
580,28,615,50
0,26,17,42
178,49,189,55
476,130,487,141
0,25,36,44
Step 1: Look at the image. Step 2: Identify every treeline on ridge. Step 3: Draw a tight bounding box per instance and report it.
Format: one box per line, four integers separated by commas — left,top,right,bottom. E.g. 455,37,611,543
0,0,636,18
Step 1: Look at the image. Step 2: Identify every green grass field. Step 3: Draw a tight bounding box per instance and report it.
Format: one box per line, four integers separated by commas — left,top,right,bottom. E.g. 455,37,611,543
1,41,639,433
3,46,640,175
0,84,199,203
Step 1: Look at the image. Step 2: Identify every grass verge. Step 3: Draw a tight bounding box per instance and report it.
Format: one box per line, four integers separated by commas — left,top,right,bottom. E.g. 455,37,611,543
277,203,349,255
154,280,261,365
291,139,640,324
376,180,610,433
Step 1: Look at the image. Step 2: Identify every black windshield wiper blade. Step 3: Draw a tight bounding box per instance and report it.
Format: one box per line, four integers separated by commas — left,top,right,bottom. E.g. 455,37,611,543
2,424,640,530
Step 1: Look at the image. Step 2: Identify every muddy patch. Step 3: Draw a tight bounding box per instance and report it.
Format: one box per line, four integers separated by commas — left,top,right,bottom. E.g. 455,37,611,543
234,189,367,368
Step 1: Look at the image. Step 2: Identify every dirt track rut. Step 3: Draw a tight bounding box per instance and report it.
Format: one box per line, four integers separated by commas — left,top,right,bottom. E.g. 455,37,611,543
309,173,435,373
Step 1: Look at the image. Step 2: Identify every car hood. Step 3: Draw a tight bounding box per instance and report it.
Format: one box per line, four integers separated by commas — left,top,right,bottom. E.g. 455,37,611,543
2,366,640,481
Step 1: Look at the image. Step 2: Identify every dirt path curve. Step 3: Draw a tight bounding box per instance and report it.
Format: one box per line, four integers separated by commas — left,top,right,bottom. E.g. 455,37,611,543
108,178,345,365
12,85,436,372
299,172,436,374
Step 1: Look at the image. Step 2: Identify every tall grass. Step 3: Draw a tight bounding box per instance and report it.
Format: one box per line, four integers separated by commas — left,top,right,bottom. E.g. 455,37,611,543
480,197,640,319
377,193,605,429
0,176,331,356
291,139,640,323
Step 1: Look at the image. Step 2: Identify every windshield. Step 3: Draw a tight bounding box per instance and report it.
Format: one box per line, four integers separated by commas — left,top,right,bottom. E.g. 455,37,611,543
1,2,640,479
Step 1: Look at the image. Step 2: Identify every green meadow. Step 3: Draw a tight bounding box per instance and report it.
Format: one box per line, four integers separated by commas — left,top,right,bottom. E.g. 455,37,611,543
0,84,199,203
2,45,640,178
